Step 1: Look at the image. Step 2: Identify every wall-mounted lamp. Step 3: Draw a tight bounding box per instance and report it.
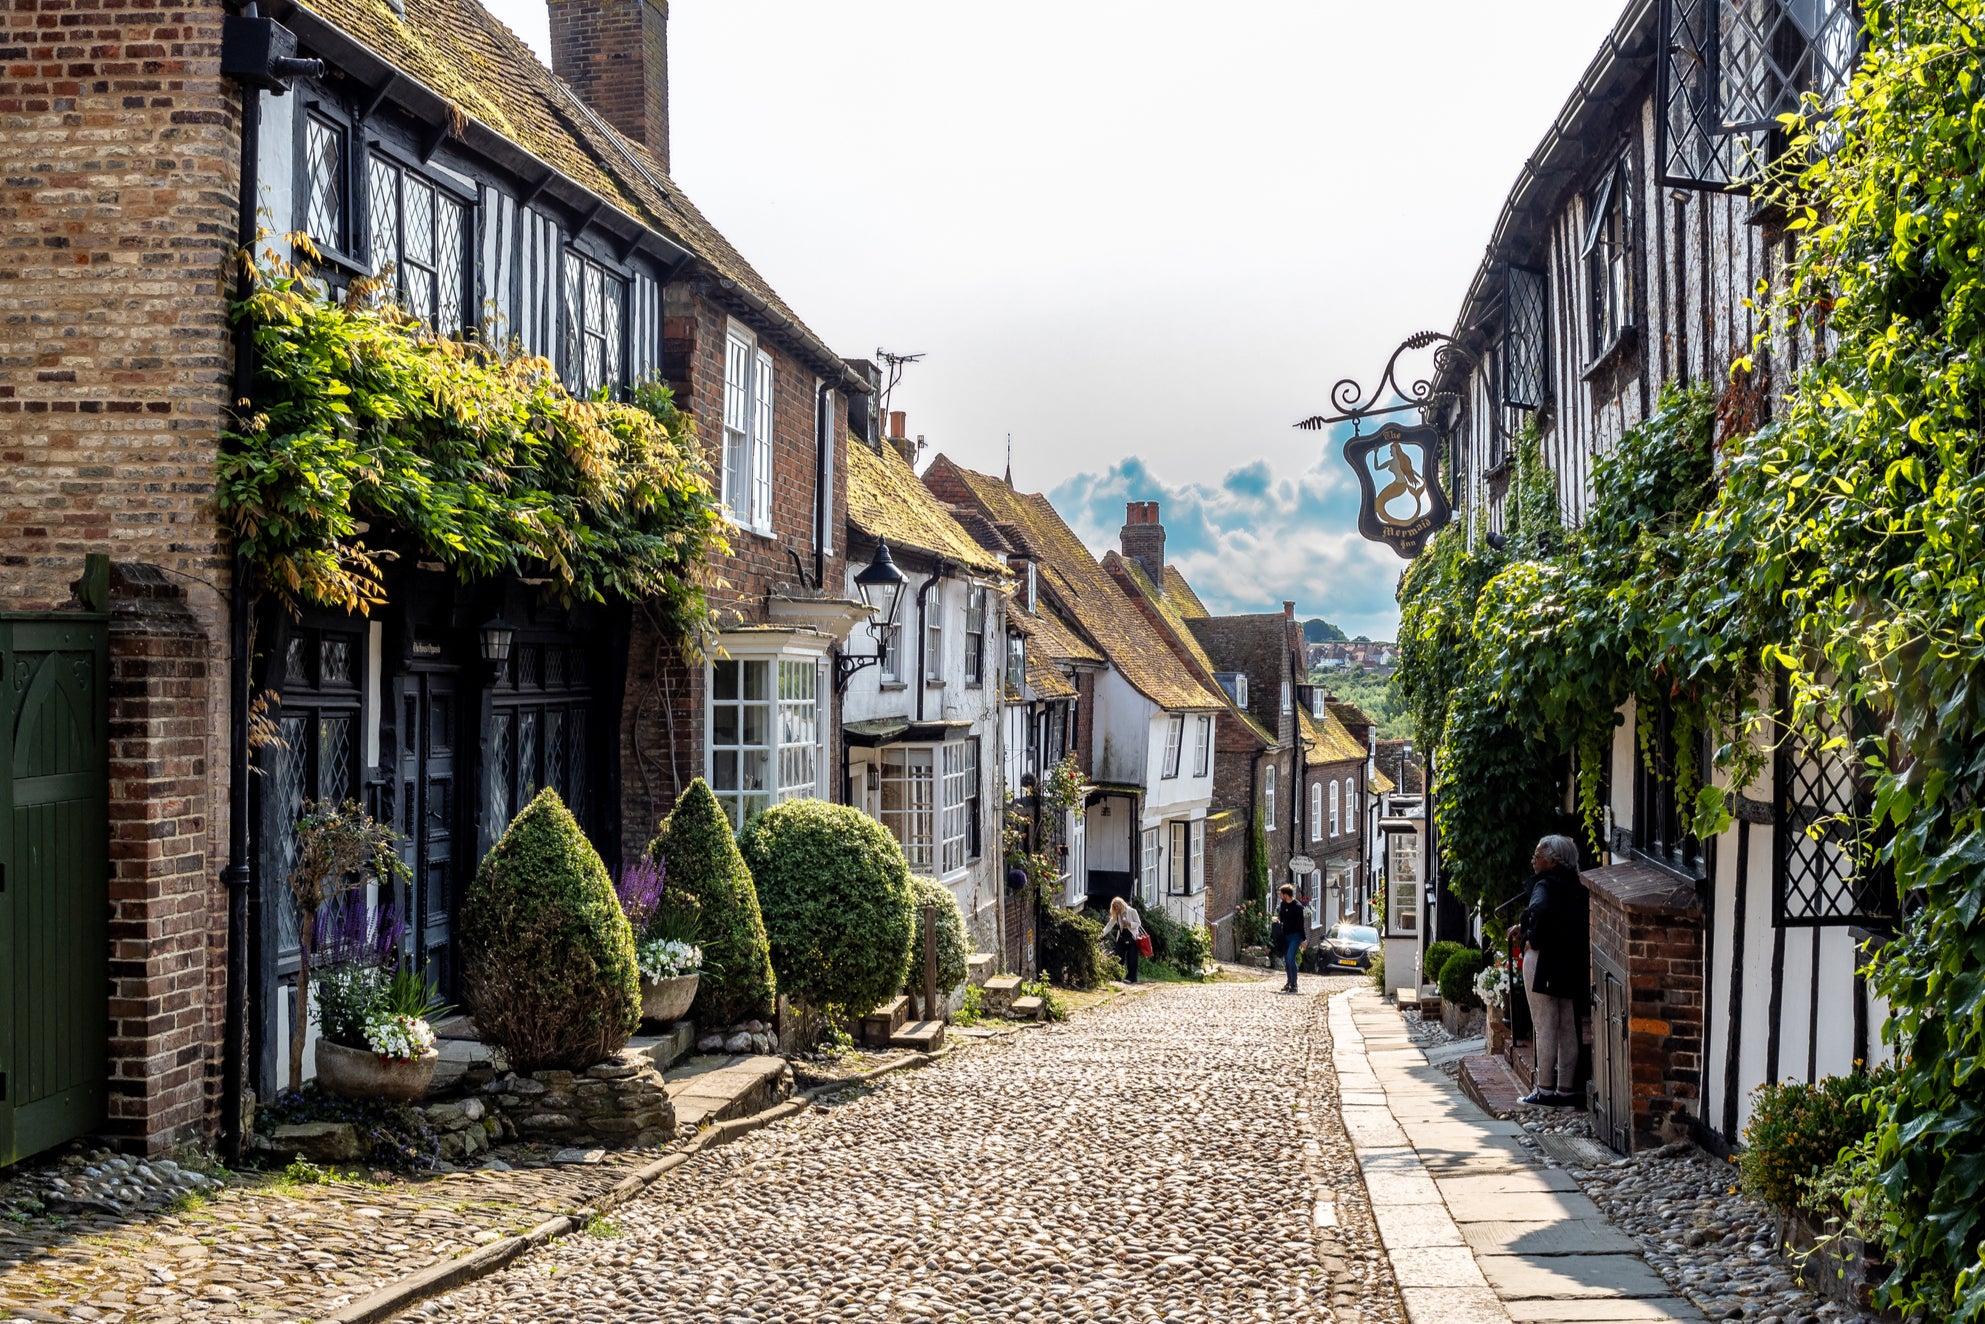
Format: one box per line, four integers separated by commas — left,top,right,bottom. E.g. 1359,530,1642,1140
836,541,910,692
479,617,516,666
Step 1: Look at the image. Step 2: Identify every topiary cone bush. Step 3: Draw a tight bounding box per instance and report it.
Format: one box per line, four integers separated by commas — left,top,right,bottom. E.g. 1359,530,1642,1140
737,798,915,1021
649,778,775,1026
458,787,640,1072
1423,940,1466,988
906,875,971,998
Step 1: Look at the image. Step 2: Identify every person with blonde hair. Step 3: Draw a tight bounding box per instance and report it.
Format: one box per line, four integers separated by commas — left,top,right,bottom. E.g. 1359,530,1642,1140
1098,895,1145,984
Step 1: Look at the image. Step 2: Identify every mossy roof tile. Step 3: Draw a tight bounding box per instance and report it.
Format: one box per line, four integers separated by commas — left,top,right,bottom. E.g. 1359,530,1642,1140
846,442,1007,575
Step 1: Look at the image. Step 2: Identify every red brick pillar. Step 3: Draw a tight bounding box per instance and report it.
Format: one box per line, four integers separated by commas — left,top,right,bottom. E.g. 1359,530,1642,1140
105,565,220,1151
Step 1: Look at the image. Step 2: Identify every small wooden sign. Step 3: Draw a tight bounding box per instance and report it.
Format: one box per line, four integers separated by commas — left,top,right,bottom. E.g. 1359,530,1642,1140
1346,421,1453,559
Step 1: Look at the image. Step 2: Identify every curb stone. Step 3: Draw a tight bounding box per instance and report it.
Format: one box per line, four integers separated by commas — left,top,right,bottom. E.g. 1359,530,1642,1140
322,1050,956,1324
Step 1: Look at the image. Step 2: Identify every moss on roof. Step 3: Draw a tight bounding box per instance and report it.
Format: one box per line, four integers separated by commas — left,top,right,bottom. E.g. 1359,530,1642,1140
1023,651,1077,700
1299,705,1367,769
291,0,838,368
1163,567,1210,619
846,442,1006,575
1372,769,1397,795
1108,554,1274,748
1008,602,1103,668
928,458,1225,714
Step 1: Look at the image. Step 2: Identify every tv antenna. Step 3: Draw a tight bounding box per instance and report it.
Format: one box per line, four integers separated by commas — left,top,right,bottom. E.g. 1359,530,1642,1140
876,347,925,423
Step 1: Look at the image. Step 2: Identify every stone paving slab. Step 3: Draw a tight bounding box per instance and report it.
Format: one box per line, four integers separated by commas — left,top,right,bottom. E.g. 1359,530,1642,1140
1332,989,1684,1324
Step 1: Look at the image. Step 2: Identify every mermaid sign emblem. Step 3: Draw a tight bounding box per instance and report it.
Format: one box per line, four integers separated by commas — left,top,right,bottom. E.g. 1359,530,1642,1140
1346,421,1451,559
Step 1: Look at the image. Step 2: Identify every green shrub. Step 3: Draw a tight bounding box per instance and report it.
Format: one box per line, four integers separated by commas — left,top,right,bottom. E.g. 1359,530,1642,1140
1438,948,1488,1010
1423,940,1466,987
737,799,913,1020
1738,1073,1883,1212
1139,902,1183,965
459,788,639,1072
904,875,972,997
1369,948,1386,992
1020,975,1069,1022
1167,922,1213,978
1038,904,1109,990
649,779,775,1026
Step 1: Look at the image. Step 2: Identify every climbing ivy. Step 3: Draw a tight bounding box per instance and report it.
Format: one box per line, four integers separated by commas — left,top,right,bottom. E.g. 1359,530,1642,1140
218,248,725,636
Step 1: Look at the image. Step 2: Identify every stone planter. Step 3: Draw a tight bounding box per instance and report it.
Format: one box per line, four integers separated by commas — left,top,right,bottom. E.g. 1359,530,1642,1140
314,1037,439,1103
1485,1005,1510,1054
641,972,700,1025
1441,999,1486,1039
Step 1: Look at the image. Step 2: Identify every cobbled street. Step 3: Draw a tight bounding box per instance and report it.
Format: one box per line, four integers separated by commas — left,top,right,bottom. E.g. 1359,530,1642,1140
424,973,1393,1324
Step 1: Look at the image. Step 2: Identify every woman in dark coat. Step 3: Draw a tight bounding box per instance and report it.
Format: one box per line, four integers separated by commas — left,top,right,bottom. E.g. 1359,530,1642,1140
1517,834,1588,1106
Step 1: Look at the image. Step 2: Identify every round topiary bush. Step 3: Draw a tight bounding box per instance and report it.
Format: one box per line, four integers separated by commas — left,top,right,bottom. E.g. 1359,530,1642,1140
649,779,775,1027
458,787,640,1072
905,875,972,997
736,798,915,1020
1423,940,1466,988
1439,948,1489,1010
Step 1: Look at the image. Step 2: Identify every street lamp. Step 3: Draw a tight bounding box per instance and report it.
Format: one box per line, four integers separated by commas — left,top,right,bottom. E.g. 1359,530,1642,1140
479,617,516,667
838,541,909,692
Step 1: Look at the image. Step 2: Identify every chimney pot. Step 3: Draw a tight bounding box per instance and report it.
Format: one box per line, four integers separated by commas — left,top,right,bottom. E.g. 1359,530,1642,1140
1283,601,1296,618
888,411,907,440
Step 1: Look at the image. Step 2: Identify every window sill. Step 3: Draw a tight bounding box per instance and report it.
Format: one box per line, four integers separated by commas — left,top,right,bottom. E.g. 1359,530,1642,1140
1580,325,1639,382
878,681,909,692
925,680,946,690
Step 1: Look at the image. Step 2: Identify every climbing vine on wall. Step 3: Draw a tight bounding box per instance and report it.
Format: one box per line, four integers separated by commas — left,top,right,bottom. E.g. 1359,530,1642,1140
218,247,725,638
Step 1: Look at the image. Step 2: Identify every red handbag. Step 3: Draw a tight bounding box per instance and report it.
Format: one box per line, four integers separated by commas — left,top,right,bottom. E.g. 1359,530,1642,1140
1136,932,1154,958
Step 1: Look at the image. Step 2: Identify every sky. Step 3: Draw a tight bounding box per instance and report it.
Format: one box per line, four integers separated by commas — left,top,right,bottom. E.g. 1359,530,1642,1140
482,0,1625,639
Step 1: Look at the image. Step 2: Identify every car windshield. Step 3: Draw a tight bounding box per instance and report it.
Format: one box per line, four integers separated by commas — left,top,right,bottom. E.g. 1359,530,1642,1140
1331,925,1380,945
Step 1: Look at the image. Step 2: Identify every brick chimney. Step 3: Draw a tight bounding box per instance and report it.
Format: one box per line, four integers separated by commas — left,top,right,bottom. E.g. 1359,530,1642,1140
548,0,671,172
886,410,916,464
1120,501,1166,583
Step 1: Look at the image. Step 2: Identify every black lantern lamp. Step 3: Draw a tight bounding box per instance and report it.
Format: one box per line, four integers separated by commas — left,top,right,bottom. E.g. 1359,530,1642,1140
837,541,909,692
479,617,516,668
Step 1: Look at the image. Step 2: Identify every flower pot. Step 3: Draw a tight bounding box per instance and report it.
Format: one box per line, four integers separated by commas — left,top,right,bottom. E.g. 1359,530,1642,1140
641,972,700,1025
313,1037,439,1103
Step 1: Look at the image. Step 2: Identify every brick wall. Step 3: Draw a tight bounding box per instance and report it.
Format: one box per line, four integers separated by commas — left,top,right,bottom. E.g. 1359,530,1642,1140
1584,861,1705,1150
620,287,846,838
105,566,221,1151
546,0,669,169
3,0,241,1150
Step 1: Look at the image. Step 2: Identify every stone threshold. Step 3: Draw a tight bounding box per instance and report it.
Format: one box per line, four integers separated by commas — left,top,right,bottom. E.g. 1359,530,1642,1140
1330,989,1704,1324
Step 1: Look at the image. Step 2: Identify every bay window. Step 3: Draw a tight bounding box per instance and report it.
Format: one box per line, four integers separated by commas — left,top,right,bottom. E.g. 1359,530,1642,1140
881,738,978,875
723,327,775,531
709,657,823,829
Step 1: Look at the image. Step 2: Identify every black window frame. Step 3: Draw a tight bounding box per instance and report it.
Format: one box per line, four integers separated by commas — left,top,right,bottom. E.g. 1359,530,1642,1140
562,248,629,399
1630,700,1705,879
365,145,475,337
298,104,361,273
964,586,987,687
1581,150,1638,367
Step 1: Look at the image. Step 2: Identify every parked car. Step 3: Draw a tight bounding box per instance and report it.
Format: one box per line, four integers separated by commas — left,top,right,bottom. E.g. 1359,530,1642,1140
1313,923,1380,972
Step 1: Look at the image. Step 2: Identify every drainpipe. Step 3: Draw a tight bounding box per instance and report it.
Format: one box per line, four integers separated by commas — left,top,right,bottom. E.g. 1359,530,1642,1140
221,50,263,1170
814,380,830,592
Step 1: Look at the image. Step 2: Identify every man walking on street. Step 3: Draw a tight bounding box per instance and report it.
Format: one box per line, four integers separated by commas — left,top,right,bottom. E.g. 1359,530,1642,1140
1274,884,1307,993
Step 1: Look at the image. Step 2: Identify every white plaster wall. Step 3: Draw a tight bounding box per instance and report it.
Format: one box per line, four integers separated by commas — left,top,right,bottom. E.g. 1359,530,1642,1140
254,88,295,264
1093,669,1154,787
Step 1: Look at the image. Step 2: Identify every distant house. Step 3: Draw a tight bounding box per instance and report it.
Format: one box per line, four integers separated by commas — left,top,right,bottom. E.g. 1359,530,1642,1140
925,466,1226,925
842,426,1011,955
1297,692,1370,931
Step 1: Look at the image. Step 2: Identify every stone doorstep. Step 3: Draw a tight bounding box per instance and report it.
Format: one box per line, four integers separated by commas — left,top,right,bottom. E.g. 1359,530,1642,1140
860,996,909,1047
663,1054,793,1130
1008,995,1045,1021
627,1021,696,1073
980,974,1023,1016
888,1020,945,1052
1459,1053,1528,1118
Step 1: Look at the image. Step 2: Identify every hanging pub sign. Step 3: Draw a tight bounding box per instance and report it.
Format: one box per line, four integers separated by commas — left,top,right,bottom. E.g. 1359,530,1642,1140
1297,330,1491,561
1346,421,1451,559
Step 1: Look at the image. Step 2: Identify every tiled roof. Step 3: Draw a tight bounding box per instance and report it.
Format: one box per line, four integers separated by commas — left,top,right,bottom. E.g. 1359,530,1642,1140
846,442,1007,575
1107,555,1273,748
1372,769,1397,795
928,458,1225,714
1024,651,1077,701
1008,602,1103,668
287,0,852,382
1298,705,1366,769
1163,567,1210,619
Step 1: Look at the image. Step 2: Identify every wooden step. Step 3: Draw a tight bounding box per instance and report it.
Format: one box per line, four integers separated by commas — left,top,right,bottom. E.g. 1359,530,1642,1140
889,1019,946,1052
861,996,909,1048
1009,995,1045,1021
980,974,1022,1016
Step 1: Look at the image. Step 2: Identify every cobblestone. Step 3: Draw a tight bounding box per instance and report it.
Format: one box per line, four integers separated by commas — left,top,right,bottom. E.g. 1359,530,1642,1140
428,973,1390,1323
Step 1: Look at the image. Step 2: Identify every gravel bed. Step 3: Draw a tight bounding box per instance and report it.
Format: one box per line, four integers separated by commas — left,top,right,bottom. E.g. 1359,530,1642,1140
423,971,1390,1324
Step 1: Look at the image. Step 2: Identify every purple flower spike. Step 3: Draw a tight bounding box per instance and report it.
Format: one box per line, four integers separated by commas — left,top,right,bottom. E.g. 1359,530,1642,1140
616,857,667,932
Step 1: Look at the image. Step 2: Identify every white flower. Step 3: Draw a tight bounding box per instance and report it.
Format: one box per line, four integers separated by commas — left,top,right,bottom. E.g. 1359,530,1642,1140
1474,960,1511,1012
637,939,703,982
364,1012,435,1063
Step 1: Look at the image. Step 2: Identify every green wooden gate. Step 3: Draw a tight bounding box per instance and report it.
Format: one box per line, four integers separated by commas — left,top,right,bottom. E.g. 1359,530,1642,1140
0,614,109,1167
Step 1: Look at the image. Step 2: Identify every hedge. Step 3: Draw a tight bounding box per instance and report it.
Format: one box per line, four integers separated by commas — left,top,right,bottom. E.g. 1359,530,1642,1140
648,779,775,1026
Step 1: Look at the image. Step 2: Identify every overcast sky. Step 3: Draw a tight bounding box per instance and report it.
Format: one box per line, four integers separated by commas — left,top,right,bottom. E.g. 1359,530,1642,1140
485,0,1623,638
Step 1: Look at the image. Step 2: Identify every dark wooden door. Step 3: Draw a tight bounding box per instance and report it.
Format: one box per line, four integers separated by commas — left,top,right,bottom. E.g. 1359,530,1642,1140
1591,945,1632,1153
402,670,460,994
0,616,109,1167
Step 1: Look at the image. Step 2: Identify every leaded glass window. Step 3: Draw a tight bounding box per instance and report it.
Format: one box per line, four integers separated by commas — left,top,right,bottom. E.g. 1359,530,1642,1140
367,154,469,333
1582,155,1635,357
562,252,627,398
303,115,347,253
